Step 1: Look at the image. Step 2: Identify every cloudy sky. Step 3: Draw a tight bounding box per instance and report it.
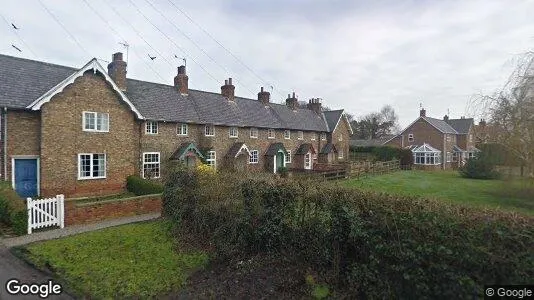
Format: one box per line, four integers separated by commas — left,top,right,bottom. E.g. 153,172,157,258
1,0,533,127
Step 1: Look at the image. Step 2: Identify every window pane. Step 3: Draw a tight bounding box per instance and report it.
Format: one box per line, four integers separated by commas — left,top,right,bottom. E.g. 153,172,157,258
84,112,95,130
80,154,91,177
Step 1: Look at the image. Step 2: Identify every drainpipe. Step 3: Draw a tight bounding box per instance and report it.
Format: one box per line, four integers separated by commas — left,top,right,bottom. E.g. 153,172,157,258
3,107,7,181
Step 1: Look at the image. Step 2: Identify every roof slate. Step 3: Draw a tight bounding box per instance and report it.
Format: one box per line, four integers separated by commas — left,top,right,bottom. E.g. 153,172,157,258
323,110,344,132
0,54,331,132
320,143,337,154
446,118,473,134
265,143,288,156
422,117,458,134
295,143,316,155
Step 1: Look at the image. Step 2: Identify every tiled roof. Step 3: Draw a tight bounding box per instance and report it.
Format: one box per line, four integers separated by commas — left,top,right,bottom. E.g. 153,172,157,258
0,54,330,132
265,143,288,156
295,143,315,155
320,143,337,154
446,118,473,134
323,110,344,132
422,117,458,134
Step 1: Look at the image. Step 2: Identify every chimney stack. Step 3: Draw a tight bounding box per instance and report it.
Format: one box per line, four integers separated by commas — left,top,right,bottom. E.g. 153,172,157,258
107,52,127,91
307,98,322,114
221,77,235,101
258,86,270,105
479,119,487,126
420,108,426,117
443,114,449,121
286,92,298,110
174,65,189,95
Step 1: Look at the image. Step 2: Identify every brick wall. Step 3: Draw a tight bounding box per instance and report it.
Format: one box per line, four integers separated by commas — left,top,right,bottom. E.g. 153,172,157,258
65,194,161,226
331,115,351,162
40,72,140,197
5,110,41,181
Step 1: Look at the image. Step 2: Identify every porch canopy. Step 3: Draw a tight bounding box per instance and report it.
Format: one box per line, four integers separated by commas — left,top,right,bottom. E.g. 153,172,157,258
265,142,288,156
170,142,204,160
225,142,252,158
295,143,316,155
412,143,441,165
320,143,337,154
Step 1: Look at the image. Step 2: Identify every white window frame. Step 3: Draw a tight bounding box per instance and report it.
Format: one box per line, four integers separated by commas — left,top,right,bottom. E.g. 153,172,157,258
297,131,304,140
311,132,316,141
268,129,275,139
205,125,215,137
408,133,414,142
446,152,452,162
229,127,239,138
142,152,161,179
320,133,326,141
304,153,312,169
446,135,451,142
78,153,106,180
339,134,343,141
206,150,216,169
249,150,259,164
338,149,344,159
145,121,158,135
177,123,188,136
83,111,109,133
284,130,291,139
413,152,441,165
250,127,258,139
285,150,291,163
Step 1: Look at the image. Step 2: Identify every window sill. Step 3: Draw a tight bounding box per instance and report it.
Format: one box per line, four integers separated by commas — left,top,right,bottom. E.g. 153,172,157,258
177,134,188,136
145,133,159,135
250,136,258,139
229,136,238,139
83,130,109,133
268,137,275,139
78,176,107,180
205,135,215,137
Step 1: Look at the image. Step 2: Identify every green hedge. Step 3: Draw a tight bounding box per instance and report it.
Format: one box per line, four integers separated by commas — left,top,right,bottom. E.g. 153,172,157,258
350,146,413,166
0,182,27,235
126,175,163,196
459,153,501,179
163,169,534,299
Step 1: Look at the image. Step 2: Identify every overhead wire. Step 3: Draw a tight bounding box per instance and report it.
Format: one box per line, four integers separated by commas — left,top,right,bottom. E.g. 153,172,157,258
0,13,38,58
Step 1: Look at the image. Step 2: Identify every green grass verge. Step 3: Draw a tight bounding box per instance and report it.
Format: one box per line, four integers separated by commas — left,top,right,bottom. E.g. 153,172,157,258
21,220,208,298
342,170,534,215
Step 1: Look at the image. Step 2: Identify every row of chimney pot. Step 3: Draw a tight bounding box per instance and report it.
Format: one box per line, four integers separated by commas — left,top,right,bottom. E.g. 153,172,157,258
107,52,321,112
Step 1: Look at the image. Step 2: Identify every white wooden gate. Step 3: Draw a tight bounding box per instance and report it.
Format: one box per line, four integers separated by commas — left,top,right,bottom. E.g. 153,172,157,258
26,194,65,234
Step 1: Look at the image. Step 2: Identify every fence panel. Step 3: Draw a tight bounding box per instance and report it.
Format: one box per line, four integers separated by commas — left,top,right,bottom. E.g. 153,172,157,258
26,194,64,234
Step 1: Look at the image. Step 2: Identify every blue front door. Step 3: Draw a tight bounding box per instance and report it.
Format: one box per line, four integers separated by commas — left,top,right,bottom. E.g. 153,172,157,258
14,159,38,198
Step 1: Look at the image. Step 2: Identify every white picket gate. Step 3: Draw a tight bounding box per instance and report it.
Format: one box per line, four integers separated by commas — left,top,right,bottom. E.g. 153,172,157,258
26,194,65,234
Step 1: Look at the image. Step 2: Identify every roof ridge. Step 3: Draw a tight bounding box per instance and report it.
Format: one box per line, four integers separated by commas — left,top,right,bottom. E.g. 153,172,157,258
0,53,78,71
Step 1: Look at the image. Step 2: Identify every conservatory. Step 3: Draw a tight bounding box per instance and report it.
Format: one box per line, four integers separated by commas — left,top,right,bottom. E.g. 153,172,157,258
412,143,442,165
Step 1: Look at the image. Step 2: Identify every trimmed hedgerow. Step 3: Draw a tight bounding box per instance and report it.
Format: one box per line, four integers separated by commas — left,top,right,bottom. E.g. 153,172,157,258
0,181,27,235
163,168,534,299
351,146,413,166
126,175,163,196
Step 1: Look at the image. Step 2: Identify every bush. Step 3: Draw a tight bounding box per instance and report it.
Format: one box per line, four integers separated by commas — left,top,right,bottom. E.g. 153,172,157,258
163,169,534,299
0,182,27,235
459,153,501,179
351,146,413,166
126,175,163,196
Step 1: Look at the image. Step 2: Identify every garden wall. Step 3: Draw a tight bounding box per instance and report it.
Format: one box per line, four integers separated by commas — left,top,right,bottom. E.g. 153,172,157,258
65,194,161,226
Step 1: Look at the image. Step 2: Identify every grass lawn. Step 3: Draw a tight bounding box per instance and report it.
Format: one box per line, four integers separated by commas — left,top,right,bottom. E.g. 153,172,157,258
17,220,208,298
342,171,534,215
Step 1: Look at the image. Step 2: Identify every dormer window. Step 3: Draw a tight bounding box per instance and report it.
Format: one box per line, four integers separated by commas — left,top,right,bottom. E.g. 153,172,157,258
229,127,238,138
298,131,304,140
205,125,215,137
284,130,291,139
83,112,109,132
145,121,158,134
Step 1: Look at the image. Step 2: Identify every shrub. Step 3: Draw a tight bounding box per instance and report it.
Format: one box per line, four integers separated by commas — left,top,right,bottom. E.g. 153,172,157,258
351,146,413,167
0,182,27,235
163,169,534,299
126,175,164,196
459,153,501,179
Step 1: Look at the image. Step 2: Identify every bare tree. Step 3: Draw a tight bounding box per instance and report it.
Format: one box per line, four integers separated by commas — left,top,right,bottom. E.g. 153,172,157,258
351,105,400,139
479,51,534,177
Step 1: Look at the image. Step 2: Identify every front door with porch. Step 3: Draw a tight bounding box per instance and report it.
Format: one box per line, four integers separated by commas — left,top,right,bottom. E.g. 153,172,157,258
13,158,39,197
275,152,285,173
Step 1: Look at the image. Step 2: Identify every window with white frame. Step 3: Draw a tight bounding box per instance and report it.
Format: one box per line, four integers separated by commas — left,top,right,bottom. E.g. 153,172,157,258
311,132,316,140
268,129,275,139
298,131,304,140
145,121,158,134
229,127,238,138
142,152,160,179
446,135,451,142
452,152,459,162
304,153,312,169
206,151,216,169
446,152,452,162
284,130,291,139
412,144,441,165
177,123,188,136
78,153,106,179
338,149,344,159
408,133,414,142
83,112,109,132
249,150,259,164
339,134,343,141
205,125,215,136
320,133,326,141
469,134,473,143
285,150,291,163
250,127,258,138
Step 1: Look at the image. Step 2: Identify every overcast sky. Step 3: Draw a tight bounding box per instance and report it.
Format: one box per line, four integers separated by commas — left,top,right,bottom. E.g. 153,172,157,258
1,0,533,127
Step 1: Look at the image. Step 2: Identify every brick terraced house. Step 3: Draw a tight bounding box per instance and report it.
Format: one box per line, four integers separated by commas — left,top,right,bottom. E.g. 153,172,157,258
384,108,478,170
0,53,352,198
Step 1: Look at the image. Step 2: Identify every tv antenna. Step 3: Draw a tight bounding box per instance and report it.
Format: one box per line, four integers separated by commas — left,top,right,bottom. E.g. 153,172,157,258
174,54,186,67
119,41,129,65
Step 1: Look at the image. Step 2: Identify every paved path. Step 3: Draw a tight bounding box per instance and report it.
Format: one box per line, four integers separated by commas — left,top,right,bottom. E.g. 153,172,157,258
0,213,161,299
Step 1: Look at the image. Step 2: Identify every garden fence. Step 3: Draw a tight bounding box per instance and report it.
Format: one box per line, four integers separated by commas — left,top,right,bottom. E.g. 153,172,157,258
26,194,65,234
